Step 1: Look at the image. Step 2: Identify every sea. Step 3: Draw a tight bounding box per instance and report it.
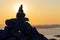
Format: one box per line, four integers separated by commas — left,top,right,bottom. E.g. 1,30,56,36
37,27,60,40
0,26,60,40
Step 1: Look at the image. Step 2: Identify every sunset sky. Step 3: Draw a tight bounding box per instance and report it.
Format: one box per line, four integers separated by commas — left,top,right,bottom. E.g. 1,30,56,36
0,0,60,25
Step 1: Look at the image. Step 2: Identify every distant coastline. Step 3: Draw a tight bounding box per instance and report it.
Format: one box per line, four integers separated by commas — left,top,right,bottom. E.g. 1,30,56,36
33,24,60,29
0,24,60,29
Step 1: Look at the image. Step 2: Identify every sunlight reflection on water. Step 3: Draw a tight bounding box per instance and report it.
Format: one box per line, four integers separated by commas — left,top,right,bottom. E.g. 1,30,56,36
37,28,60,40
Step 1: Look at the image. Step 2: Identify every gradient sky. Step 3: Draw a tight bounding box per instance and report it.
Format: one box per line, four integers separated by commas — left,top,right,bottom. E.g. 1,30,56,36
0,0,60,25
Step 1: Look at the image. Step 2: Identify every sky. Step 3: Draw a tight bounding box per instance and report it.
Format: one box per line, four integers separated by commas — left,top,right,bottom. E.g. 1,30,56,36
0,0,60,25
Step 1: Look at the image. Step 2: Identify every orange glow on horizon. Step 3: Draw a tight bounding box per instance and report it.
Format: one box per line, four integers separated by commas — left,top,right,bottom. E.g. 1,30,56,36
0,0,60,26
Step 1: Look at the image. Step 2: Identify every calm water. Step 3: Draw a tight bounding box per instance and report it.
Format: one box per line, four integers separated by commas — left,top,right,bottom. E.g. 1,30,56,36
37,28,60,40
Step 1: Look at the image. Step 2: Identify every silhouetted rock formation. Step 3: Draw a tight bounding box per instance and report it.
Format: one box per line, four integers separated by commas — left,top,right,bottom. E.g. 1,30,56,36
0,5,48,40
54,35,60,38
49,38,56,40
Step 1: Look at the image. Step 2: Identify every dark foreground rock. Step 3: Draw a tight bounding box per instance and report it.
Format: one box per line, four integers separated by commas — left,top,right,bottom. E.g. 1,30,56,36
0,5,48,40
49,38,56,40
54,35,60,38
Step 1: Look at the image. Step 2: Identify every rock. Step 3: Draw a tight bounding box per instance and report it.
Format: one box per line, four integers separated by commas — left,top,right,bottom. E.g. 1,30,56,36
54,35,60,37
0,4,48,40
49,38,56,40
6,37,17,40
